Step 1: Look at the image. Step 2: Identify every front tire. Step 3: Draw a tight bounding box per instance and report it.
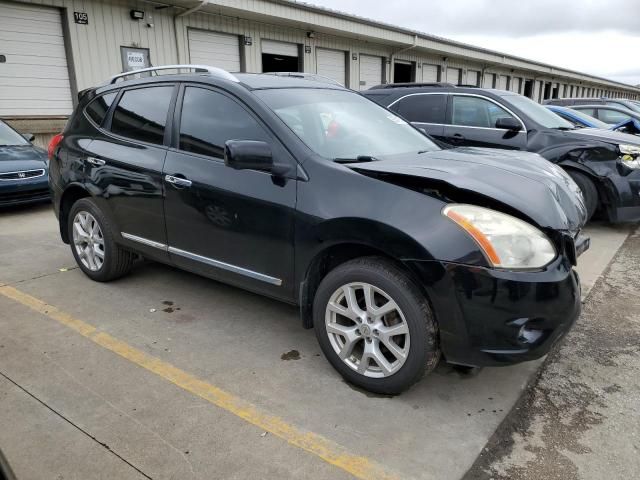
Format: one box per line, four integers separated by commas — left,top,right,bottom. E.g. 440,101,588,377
568,170,598,221
313,257,440,395
68,198,134,282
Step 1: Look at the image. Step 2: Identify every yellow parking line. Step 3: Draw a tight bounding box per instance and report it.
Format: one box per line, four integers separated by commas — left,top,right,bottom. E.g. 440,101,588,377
0,285,399,480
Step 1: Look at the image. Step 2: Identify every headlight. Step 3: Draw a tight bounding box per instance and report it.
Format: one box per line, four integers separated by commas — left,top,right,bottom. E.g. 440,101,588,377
619,144,640,168
443,204,556,269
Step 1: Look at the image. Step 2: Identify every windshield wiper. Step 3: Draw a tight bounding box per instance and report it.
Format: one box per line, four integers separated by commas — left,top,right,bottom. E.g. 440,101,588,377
553,126,576,131
334,155,378,164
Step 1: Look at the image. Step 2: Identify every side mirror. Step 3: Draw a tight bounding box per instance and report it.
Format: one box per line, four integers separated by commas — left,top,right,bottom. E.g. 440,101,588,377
224,140,274,172
22,133,35,142
495,117,522,131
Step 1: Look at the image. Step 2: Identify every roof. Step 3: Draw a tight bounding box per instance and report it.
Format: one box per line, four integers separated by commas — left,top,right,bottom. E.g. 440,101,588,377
235,73,345,89
184,0,640,92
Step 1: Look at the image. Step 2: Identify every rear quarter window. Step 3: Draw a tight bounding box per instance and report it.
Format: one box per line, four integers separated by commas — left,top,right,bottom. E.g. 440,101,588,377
85,92,117,127
392,94,447,124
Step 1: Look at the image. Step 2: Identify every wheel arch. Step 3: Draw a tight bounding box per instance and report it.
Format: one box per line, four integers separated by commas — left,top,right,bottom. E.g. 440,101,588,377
298,241,431,329
58,184,91,244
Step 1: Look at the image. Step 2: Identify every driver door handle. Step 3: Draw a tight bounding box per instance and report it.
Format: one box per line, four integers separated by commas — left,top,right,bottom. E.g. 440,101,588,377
165,174,192,188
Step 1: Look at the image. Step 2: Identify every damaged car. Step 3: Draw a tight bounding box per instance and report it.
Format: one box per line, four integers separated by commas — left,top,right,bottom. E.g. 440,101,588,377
49,67,587,394
364,84,640,222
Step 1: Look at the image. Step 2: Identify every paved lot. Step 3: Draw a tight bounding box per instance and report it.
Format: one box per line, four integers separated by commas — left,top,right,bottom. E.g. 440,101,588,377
0,205,632,480
466,227,640,480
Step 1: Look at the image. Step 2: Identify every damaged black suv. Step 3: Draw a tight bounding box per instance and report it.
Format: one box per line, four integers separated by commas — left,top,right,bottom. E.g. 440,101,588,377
49,66,587,394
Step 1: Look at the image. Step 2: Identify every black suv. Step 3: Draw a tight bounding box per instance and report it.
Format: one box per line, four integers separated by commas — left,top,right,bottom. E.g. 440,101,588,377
364,84,640,222
49,66,586,394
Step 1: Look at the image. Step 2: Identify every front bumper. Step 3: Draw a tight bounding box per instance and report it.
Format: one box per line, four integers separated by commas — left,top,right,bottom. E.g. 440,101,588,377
407,256,581,367
605,165,640,222
0,178,50,207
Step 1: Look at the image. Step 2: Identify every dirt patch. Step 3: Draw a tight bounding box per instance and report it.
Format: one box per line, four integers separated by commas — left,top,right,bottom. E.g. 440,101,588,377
280,350,301,361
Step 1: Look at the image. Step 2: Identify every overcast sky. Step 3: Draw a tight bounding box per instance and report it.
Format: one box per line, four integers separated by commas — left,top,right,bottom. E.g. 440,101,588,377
306,0,640,86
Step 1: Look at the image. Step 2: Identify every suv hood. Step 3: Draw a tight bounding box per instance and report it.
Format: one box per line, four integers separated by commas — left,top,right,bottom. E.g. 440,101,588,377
350,147,587,232
562,127,640,145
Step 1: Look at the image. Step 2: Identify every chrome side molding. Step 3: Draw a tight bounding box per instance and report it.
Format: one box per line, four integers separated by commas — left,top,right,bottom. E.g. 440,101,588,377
120,232,282,286
168,246,283,286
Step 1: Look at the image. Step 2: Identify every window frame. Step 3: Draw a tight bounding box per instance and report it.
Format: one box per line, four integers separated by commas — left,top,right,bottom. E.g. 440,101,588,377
170,82,287,165
387,92,449,127
101,82,179,148
447,93,526,131
83,91,119,129
388,92,526,132
390,92,448,125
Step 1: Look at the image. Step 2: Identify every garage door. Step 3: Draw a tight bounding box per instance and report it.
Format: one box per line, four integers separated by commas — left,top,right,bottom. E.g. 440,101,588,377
467,70,480,86
262,40,299,57
446,68,461,84
316,48,346,86
0,1,73,116
422,64,439,82
498,75,509,90
359,54,382,90
188,30,241,72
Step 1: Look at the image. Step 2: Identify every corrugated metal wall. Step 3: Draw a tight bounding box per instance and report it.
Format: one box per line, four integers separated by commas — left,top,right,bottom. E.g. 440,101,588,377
4,0,639,104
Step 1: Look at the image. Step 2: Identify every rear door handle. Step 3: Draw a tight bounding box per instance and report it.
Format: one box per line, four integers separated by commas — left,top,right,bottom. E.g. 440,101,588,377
165,174,192,188
86,156,106,166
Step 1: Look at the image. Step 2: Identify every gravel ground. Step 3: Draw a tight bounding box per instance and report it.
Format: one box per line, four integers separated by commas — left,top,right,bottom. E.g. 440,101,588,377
465,227,640,480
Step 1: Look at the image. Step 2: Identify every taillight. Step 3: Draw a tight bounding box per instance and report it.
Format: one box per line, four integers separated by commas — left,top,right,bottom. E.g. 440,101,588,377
48,133,64,160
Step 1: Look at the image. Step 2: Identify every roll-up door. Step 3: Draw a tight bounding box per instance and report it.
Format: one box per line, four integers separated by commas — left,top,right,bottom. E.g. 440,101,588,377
446,67,461,84
467,70,480,86
498,75,509,90
359,54,382,90
261,40,300,72
188,30,241,72
0,1,73,116
262,40,299,57
484,73,496,88
316,48,346,86
422,64,440,82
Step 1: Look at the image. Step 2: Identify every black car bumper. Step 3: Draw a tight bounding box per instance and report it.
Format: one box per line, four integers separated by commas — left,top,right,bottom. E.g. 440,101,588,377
407,256,581,367
606,166,640,222
0,178,50,207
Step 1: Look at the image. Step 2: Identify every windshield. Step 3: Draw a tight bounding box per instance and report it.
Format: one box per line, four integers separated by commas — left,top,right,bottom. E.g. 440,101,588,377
255,88,439,160
557,108,609,129
0,121,29,147
501,94,575,129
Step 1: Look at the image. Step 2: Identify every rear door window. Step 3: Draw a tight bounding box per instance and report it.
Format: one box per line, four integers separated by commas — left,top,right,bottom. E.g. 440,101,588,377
110,86,174,145
178,86,269,159
451,95,515,128
85,92,117,126
392,94,446,124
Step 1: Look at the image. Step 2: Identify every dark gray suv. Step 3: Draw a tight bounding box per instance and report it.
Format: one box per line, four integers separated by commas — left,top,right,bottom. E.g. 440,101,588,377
364,84,640,222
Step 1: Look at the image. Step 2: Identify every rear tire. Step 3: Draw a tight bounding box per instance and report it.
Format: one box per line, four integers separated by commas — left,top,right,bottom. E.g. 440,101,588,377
568,170,598,221
68,198,134,282
313,257,440,395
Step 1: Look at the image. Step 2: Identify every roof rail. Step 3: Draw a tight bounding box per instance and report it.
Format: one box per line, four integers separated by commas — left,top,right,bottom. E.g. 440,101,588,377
263,72,344,87
369,82,456,90
106,65,239,85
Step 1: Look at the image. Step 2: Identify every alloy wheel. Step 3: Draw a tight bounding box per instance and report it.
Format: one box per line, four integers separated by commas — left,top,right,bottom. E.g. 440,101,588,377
72,211,105,272
325,282,410,378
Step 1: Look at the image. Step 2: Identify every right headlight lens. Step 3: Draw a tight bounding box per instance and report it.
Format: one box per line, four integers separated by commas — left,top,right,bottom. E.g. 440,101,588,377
443,204,556,269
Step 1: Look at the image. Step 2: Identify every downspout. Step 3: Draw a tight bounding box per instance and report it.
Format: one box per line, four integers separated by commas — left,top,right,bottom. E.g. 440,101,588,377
173,1,208,63
389,34,418,82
